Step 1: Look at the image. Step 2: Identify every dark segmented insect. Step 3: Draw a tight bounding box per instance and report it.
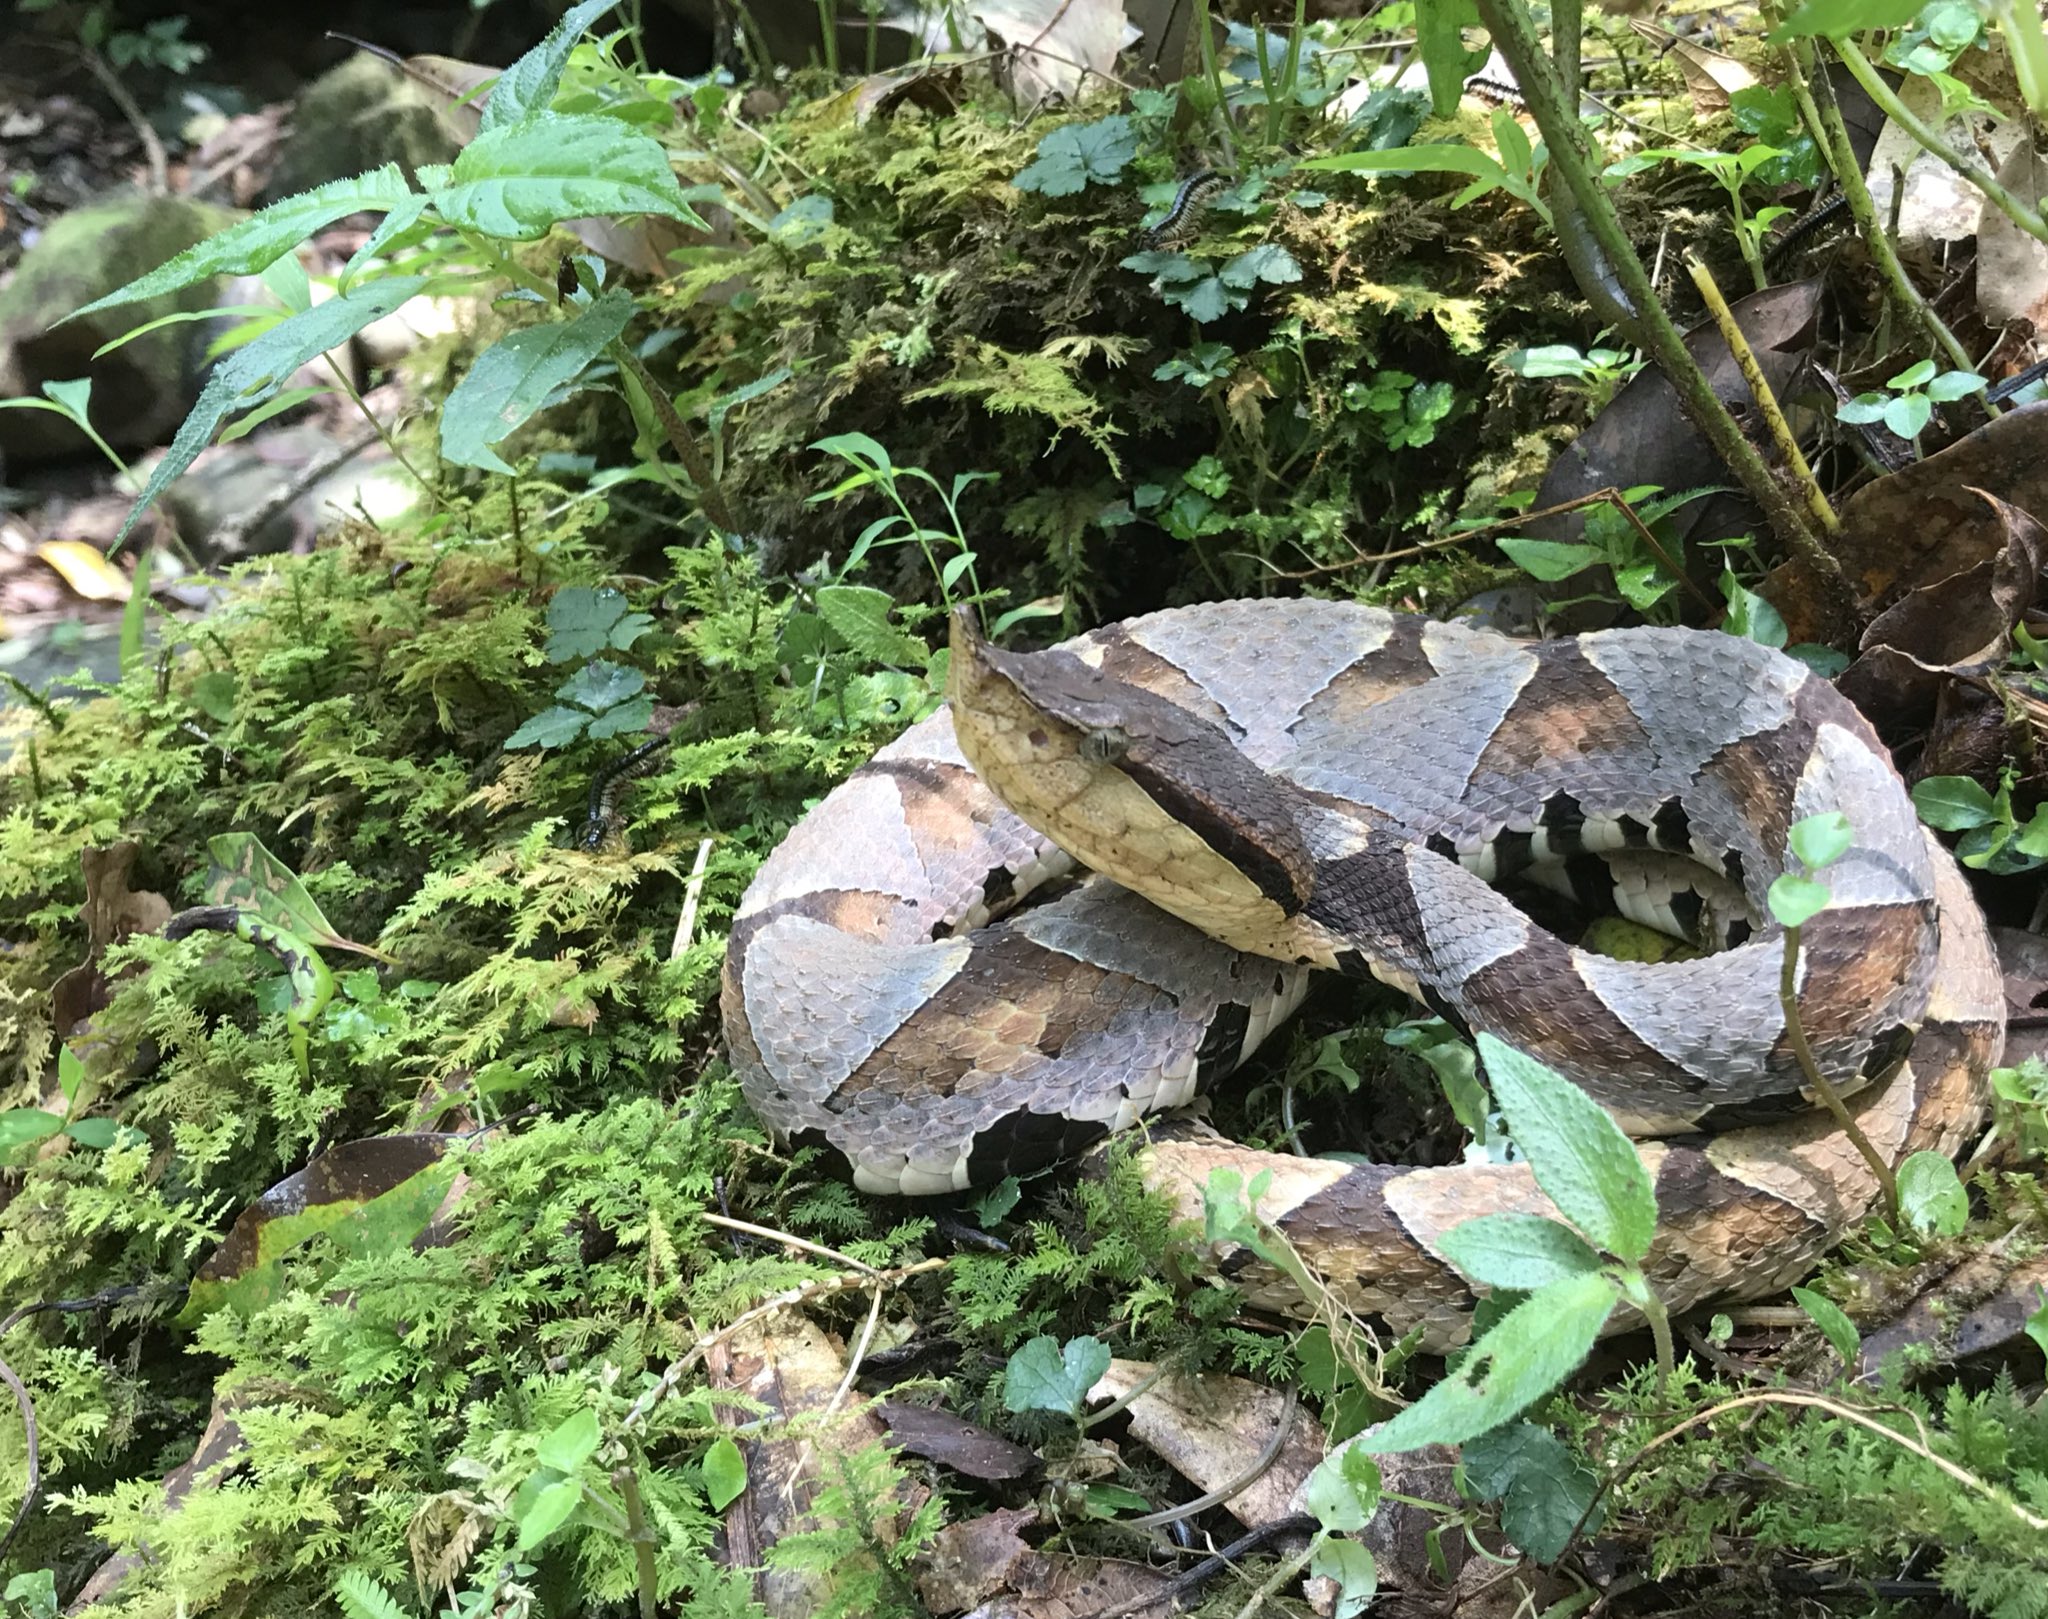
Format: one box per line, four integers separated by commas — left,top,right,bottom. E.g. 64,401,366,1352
1140,170,1230,249
581,735,671,850
1765,190,1850,268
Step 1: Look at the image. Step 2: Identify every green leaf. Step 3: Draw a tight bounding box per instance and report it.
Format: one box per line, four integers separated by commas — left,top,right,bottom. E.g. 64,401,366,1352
1768,873,1832,928
1003,1334,1111,1416
481,0,619,131
537,1408,602,1473
334,1570,411,1619
1411,0,1486,114
117,275,427,548
1925,369,1987,401
1219,244,1303,288
1791,1285,1861,1364
442,288,637,474
1498,538,1602,581
1301,143,1508,185
1461,1422,1603,1561
703,1435,747,1509
1477,1033,1656,1262
64,168,414,323
815,584,930,666
2026,1298,2048,1359
1789,811,1854,870
584,695,654,739
1370,1271,1619,1451
1769,0,1925,40
1836,393,1890,425
1721,573,1788,648
430,115,707,241
57,1045,84,1108
1889,359,1938,390
1309,1538,1378,1616
1012,115,1136,196
61,1118,121,1150
507,705,592,749
558,659,646,713
1303,1443,1383,1531
971,1176,1022,1226
516,1477,582,1550
119,544,152,676
1897,1150,1969,1236
1168,276,1239,324
0,1110,65,1150
204,833,377,958
1884,391,1933,440
1439,1214,1603,1291
1911,775,1997,830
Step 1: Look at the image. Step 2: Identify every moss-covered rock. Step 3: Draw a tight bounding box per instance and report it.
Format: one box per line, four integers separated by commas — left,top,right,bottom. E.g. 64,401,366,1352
262,51,468,202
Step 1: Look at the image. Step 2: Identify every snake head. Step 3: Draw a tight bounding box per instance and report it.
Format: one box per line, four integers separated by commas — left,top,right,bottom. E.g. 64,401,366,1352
947,606,1318,957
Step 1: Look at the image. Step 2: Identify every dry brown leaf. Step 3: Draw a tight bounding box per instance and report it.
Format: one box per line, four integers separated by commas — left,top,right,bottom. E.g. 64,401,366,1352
1628,20,1756,109
917,1507,1038,1614
1978,138,2048,328
1087,1358,1325,1529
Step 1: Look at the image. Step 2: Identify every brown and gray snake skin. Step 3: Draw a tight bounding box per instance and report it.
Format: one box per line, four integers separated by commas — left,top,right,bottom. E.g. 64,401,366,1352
721,600,2004,1349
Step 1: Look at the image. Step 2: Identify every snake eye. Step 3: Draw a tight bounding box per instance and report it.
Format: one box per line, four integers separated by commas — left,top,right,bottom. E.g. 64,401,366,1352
1079,726,1129,764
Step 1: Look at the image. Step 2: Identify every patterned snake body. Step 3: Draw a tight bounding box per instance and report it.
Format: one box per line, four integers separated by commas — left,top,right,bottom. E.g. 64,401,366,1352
723,601,2002,1347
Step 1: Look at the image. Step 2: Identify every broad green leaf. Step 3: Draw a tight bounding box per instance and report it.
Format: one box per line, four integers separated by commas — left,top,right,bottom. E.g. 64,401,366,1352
57,1045,85,1107
537,1408,601,1473
430,115,707,241
1791,1285,1861,1364
1303,1442,1383,1531
545,587,651,660
1789,811,1853,870
481,0,620,132
61,1118,125,1150
0,1110,65,1151
1925,369,1987,402
1439,1214,1603,1291
516,1477,582,1550
1461,1422,1603,1561
1911,775,1997,830
117,276,428,548
1884,392,1933,440
703,1435,747,1509
1768,873,1832,928
1769,0,1925,39
584,695,654,739
1219,244,1303,288
1309,1538,1378,1616
1301,144,1507,184
1012,115,1136,196
1498,538,1602,581
1889,359,1938,389
442,288,637,474
558,659,646,713
1836,393,1889,425
191,670,238,721
815,584,930,667
1370,1271,1619,1451
2027,1298,2048,1359
507,705,592,749
1722,573,1788,647
65,168,414,323
1409,0,1486,116
1003,1334,1111,1416
1897,1150,1969,1236
1477,1033,1656,1262
1167,275,1236,323
179,1133,458,1322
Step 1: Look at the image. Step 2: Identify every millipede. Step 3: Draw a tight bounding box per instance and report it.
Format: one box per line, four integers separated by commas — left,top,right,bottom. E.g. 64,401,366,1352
1140,169,1230,249
581,735,671,850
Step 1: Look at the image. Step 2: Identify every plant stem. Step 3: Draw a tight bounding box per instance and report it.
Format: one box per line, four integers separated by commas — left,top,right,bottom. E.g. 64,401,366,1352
609,341,738,532
1686,254,1838,534
1470,0,1842,593
1195,0,1238,173
1784,41,1981,380
1833,35,2048,248
613,1465,659,1619
1779,925,1899,1222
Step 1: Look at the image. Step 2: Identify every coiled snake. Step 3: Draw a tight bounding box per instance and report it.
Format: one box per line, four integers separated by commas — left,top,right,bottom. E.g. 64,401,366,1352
722,601,2002,1348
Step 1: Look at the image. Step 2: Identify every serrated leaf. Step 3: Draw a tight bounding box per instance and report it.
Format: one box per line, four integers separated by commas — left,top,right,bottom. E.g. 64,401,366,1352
1370,1271,1619,1451
1911,776,1996,830
1478,1033,1656,1262
1897,1150,1969,1236
1791,1285,1861,1364
814,584,929,666
442,287,637,474
1219,244,1302,288
558,658,646,713
1168,276,1237,323
585,695,654,739
505,705,591,749
545,587,627,661
117,276,428,547
481,0,619,132
65,168,415,323
430,115,707,241
1002,1334,1111,1415
1303,1442,1383,1531
703,1435,747,1509
537,1408,601,1473
1012,115,1135,196
1461,1422,1603,1561
1439,1213,1603,1291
